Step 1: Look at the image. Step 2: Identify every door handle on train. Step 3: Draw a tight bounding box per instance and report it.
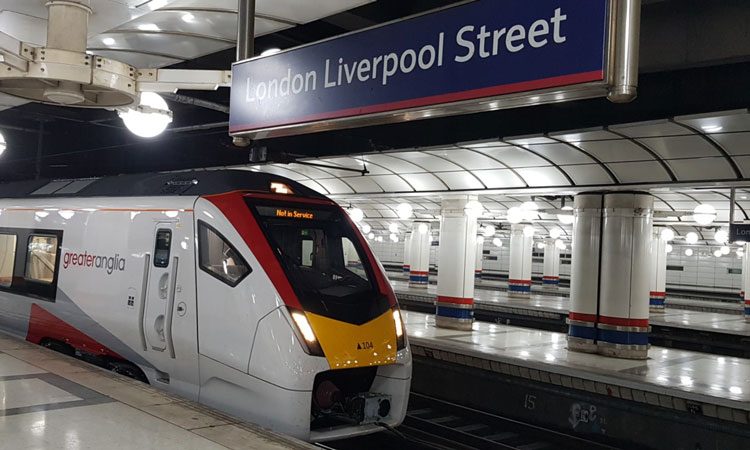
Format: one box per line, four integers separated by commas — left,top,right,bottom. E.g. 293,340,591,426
165,256,179,359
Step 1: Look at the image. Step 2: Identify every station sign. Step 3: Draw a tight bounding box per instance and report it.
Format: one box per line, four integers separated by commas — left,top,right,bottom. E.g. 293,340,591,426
729,223,750,243
230,0,616,139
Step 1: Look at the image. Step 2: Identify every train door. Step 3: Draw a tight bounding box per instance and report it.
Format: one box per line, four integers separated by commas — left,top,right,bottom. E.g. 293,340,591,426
141,221,198,396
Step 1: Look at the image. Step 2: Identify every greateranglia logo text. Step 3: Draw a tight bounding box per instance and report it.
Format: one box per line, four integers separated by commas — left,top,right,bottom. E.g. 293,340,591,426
63,251,126,275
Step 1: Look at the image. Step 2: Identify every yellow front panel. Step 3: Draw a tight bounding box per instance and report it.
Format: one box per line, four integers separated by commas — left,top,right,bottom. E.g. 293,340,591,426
306,310,398,369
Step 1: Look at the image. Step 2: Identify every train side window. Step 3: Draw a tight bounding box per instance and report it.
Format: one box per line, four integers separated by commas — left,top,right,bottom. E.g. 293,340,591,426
0,234,17,287
25,235,58,284
198,222,251,287
153,229,172,268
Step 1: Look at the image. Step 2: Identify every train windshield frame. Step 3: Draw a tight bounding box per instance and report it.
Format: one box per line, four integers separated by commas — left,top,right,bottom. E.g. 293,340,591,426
247,199,389,324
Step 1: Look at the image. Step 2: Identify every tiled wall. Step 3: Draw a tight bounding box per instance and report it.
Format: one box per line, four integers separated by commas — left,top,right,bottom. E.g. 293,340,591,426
369,239,742,291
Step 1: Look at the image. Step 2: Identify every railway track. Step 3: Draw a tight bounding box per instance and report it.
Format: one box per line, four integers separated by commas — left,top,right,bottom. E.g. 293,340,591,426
327,393,618,450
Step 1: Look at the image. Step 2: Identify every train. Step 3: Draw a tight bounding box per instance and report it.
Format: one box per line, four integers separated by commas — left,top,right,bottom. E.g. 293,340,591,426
0,169,411,442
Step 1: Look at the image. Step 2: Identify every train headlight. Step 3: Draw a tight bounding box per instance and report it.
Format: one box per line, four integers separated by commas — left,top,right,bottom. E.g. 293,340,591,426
393,308,406,350
289,310,324,356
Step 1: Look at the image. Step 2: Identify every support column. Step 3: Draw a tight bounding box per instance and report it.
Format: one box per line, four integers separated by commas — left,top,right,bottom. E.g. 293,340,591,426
649,228,667,313
744,243,750,321
567,194,603,354
598,193,653,359
435,196,478,330
409,222,431,288
542,238,560,289
475,237,484,280
508,224,533,298
403,233,412,275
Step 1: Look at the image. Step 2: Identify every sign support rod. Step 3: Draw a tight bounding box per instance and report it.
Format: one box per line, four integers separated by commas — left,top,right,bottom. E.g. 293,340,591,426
236,0,255,62
730,187,736,225
608,0,642,103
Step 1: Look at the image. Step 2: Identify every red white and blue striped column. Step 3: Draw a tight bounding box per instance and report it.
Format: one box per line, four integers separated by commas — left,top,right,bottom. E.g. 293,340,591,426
744,243,750,321
649,228,668,313
508,223,533,298
435,196,479,331
475,236,484,280
543,238,561,289
567,194,603,354
403,233,412,275
597,193,653,360
409,222,431,288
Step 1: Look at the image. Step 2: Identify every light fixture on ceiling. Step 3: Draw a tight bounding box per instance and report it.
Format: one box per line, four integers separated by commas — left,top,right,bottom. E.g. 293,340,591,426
367,232,375,240
714,228,729,245
493,238,502,247
261,48,282,57
660,228,675,241
418,223,429,234
685,232,699,244
693,204,717,226
388,223,399,234
713,249,722,258
506,206,524,224
684,248,693,257
520,201,538,221
555,239,566,251
361,224,371,234
397,203,413,220
549,227,562,239
523,225,535,237
102,37,116,46
721,245,730,255
536,242,545,250
464,200,483,217
0,131,5,156
389,233,399,243
181,13,196,23
476,236,485,245
665,244,673,253
348,208,364,223
482,225,496,238
557,205,574,225
118,92,173,138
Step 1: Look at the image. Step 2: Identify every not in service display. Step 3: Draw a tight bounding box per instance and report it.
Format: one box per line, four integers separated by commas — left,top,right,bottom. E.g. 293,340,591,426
230,0,611,138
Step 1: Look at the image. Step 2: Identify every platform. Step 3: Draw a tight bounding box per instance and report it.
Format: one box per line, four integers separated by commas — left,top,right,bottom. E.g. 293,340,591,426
391,279,750,337
404,310,750,449
0,333,314,450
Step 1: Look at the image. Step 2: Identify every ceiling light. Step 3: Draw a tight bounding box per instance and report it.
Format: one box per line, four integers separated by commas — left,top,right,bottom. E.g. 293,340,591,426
714,249,723,258
665,244,673,253
362,224,371,234
557,206,574,225
348,208,363,223
555,239,566,251
684,248,693,256
464,200,483,217
376,236,383,242
396,203,413,220
693,204,717,226
137,23,160,31
685,232,699,244
549,227,562,239
388,223,399,234
181,13,196,23
660,228,675,242
389,233,399,243
102,37,116,46
520,201,538,221
523,225,535,237
119,92,172,138
0,131,5,156
476,236,485,245
482,225,496,238
261,48,281,57
367,232,375,240
721,245,730,255
536,242,545,250
418,223,429,234
506,206,524,224
493,238,502,247
715,228,729,244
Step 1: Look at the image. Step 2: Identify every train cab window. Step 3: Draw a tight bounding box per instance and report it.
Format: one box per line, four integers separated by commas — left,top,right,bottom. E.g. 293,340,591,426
0,234,17,287
153,229,172,268
198,222,251,287
25,235,58,284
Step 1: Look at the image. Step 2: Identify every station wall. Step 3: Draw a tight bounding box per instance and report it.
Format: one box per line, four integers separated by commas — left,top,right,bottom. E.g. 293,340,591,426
369,238,743,293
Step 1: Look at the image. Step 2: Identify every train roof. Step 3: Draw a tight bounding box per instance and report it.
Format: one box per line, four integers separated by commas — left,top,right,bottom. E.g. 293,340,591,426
0,169,327,199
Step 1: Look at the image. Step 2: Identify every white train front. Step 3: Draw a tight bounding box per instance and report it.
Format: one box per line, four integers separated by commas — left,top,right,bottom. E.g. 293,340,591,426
0,170,412,442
